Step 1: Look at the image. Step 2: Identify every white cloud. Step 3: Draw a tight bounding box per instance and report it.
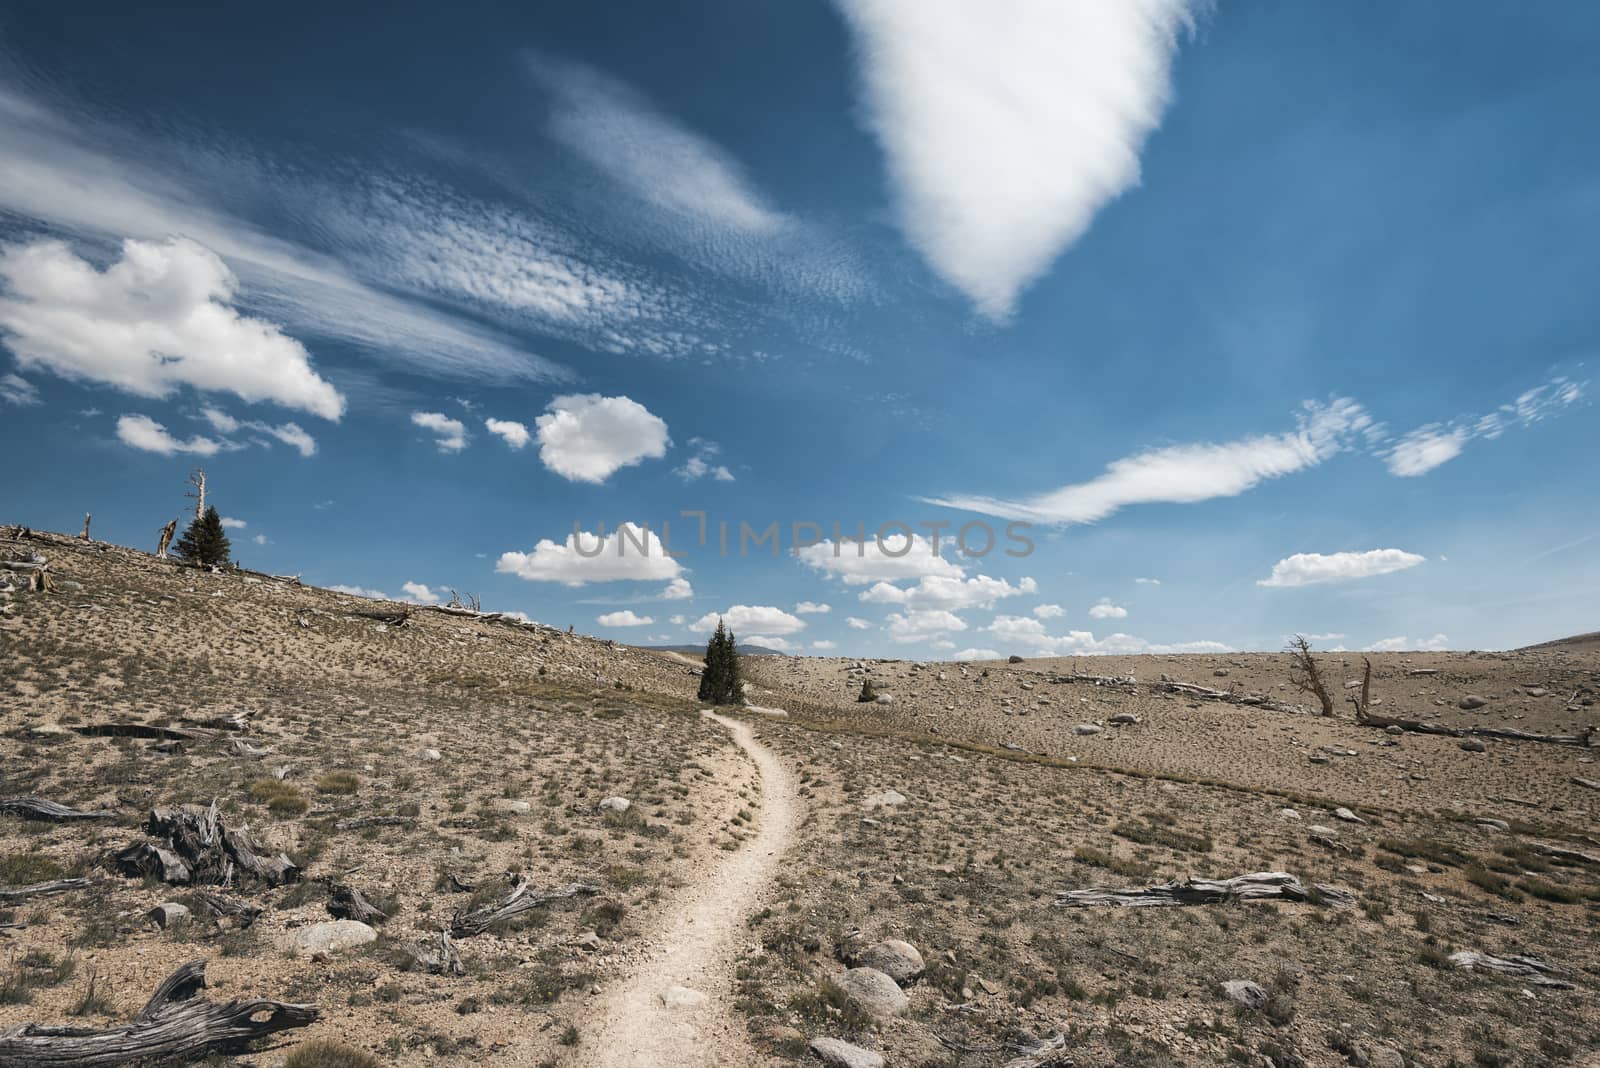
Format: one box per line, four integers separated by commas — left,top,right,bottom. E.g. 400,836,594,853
846,617,872,630
835,0,1199,317
669,614,686,625
1299,632,1346,642
532,57,787,236
597,609,653,627
0,372,39,405
1365,634,1449,653
795,601,831,614
220,517,247,529
744,635,794,651
885,608,967,643
412,411,467,452
536,393,668,483
811,640,837,650
1259,549,1426,589
1382,376,1585,477
200,406,317,457
400,581,440,604
927,398,1372,524
264,422,316,457
660,577,694,600
485,417,530,449
952,648,1002,661
1135,577,1161,585
691,604,807,636
980,614,1227,655
796,532,967,585
674,438,735,482
1088,599,1128,620
0,237,344,419
252,533,268,546
1033,603,1065,619
497,522,684,586
859,574,1036,612
328,584,388,599
115,413,224,456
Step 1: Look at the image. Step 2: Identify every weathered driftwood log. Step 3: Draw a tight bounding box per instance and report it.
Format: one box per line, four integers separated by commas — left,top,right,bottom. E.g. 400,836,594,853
1573,776,1600,791
1055,871,1355,909
1449,951,1573,988
405,930,464,976
1533,843,1600,868
0,958,317,1065
1354,710,1593,748
146,802,300,887
328,883,388,924
114,843,193,884
346,607,411,626
450,877,599,938
229,738,273,758
334,815,415,832
1049,673,1316,716
0,797,112,823
71,722,207,742
184,711,251,732
0,878,92,904
1002,1032,1070,1068
192,889,263,928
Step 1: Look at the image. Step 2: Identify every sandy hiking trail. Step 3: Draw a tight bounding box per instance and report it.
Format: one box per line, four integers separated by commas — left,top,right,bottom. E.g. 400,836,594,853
572,711,798,1067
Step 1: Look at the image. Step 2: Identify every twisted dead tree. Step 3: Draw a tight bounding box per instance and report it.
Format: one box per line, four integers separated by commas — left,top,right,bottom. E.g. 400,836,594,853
1288,635,1335,716
449,875,599,938
156,518,179,559
0,798,113,823
0,959,317,1065
1055,871,1355,909
1348,657,1373,718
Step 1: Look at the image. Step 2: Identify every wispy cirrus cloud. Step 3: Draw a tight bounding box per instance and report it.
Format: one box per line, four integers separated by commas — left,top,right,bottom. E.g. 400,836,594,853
835,0,1201,317
1383,375,1585,477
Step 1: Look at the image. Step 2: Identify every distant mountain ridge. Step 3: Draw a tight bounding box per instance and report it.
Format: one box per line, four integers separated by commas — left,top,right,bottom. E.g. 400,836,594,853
1518,630,1600,652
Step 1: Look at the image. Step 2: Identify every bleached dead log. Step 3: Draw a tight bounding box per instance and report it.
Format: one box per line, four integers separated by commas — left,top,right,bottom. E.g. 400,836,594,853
1574,777,1600,791
184,711,251,732
71,722,207,742
346,607,411,626
1002,1032,1070,1068
1054,871,1355,909
0,878,92,904
1449,951,1573,988
1355,710,1592,748
0,958,317,1066
1406,668,1439,677
450,876,599,937
328,883,388,924
0,797,112,823
1049,673,1316,716
334,815,415,832
230,738,273,758
1533,843,1600,867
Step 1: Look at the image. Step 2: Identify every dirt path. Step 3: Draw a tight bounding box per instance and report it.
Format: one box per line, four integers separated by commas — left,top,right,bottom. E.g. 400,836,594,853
573,711,798,1068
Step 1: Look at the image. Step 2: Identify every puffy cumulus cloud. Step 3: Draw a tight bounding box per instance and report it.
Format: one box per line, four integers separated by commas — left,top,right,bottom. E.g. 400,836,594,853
795,601,831,614
1,372,39,405
485,417,530,449
1365,634,1449,652
835,0,1200,318
885,608,967,643
412,411,467,452
796,532,966,586
597,609,653,627
811,639,837,650
1259,549,1425,589
0,237,344,419
1088,599,1128,620
927,398,1372,525
497,522,685,586
860,574,1036,612
675,437,735,482
980,614,1227,656
116,413,224,456
400,581,440,604
691,604,807,636
846,617,872,630
1032,603,1065,619
536,393,668,483
744,635,794,651
660,577,694,600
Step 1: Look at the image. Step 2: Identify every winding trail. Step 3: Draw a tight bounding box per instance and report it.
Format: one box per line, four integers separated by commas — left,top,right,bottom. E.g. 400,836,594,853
576,711,798,1067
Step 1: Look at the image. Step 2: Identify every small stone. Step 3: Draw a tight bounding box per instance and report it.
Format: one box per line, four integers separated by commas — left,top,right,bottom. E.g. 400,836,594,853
1333,807,1365,823
808,1037,886,1068
1459,738,1488,752
416,747,442,761
147,902,190,929
597,796,631,812
874,694,893,705
1277,808,1301,820
659,985,707,1010
1308,753,1330,764
1073,723,1102,736
1109,713,1140,725
1459,695,1489,710
1385,724,1405,735
1524,687,1549,698
862,790,906,809
1213,668,1229,677
1220,979,1268,1009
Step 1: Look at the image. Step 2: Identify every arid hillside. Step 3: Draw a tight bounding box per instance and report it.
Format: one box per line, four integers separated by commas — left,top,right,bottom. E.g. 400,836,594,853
2,526,1598,1068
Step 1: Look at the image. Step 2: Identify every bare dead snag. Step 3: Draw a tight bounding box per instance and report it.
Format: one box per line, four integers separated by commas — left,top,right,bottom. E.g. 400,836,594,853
146,802,301,887
185,468,207,521
328,883,388,924
1287,635,1334,716
0,878,92,904
79,513,91,540
406,930,464,976
449,876,599,938
156,518,178,559
1054,871,1355,909
1349,657,1373,719
0,958,317,1066
0,798,113,823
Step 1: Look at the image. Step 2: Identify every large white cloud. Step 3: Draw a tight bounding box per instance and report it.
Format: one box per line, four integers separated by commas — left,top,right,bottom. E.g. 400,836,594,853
598,609,653,627
835,0,1198,317
1088,599,1128,620
796,532,967,586
412,411,467,452
536,393,669,483
926,398,1373,525
980,613,1227,655
691,604,808,636
485,417,530,449
859,574,1036,612
497,522,684,586
1258,549,1426,589
0,237,344,419
885,608,967,643
116,413,224,456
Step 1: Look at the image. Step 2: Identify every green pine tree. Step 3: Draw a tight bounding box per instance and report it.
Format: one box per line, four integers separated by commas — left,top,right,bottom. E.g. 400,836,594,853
697,618,745,705
175,505,232,566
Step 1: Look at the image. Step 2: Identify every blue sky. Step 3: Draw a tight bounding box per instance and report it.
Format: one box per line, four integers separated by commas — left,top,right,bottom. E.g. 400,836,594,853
1,1,1595,656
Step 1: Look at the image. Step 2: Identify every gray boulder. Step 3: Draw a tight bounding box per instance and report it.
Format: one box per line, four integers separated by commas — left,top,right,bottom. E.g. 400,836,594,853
282,919,377,956
833,967,909,1018
851,938,924,983
147,902,191,929
1073,723,1102,736
1459,695,1489,710
809,1037,886,1068
1220,979,1268,1009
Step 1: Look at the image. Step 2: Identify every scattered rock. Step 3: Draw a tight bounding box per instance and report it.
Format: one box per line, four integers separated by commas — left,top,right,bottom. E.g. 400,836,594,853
1308,753,1330,764
1277,808,1301,820
1385,724,1405,735
659,985,707,1010
1213,668,1229,677
598,796,631,813
833,967,909,1018
1220,979,1268,1010
495,799,531,814
851,939,924,983
874,694,893,705
809,1037,886,1068
1308,824,1337,836
147,902,190,929
862,790,907,809
1333,807,1365,823
1108,713,1140,725
282,919,377,956
1475,818,1510,832
1459,738,1488,753
1524,687,1549,698
416,747,442,762
1364,1044,1406,1068
1008,655,1025,664
1459,695,1489,710
1073,723,1102,736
